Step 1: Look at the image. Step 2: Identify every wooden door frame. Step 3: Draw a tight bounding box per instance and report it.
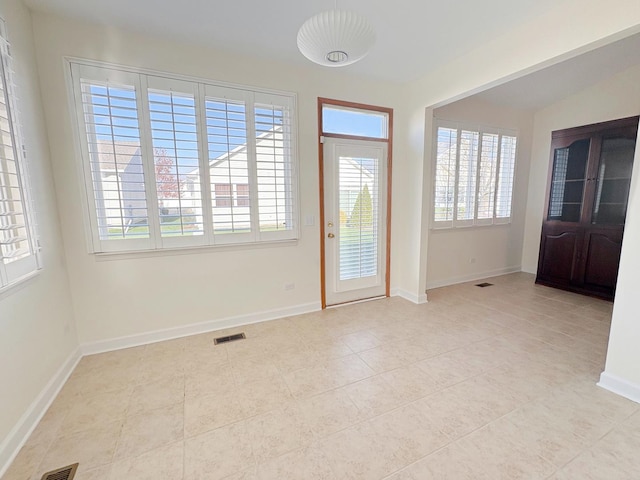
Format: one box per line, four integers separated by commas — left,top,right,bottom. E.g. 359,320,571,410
318,97,393,308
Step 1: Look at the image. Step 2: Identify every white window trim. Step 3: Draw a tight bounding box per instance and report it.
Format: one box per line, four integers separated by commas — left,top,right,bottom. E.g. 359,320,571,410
65,57,300,255
431,119,517,230
0,19,41,293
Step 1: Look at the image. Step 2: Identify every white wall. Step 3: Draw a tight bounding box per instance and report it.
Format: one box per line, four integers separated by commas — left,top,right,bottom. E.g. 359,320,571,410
30,12,407,344
518,63,640,399
394,0,640,301
521,64,640,272
0,0,77,470
426,97,534,288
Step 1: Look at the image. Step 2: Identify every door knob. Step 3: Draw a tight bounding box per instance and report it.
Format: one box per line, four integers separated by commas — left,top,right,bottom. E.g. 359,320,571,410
327,233,335,238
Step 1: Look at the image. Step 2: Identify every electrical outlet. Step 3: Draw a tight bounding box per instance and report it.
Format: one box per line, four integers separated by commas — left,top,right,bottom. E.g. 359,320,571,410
469,257,476,264
284,282,295,291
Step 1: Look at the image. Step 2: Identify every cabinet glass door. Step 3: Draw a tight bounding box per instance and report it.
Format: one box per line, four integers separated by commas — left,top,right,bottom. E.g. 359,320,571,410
592,136,636,225
548,139,589,222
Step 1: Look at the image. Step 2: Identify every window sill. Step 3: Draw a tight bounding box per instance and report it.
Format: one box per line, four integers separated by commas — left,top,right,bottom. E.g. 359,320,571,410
430,221,512,231
92,238,299,261
0,270,41,300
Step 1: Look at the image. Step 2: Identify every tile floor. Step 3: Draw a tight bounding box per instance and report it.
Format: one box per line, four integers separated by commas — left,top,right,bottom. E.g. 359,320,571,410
3,273,639,479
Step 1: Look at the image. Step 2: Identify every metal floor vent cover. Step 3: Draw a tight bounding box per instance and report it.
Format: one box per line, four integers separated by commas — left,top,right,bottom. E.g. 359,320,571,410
41,463,78,480
475,282,494,288
214,332,246,345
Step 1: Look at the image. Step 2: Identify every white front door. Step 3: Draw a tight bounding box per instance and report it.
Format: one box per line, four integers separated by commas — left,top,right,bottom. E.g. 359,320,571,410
323,138,388,305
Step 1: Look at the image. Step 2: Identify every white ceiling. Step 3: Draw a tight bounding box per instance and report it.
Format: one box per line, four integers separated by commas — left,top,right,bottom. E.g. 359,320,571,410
24,0,572,84
475,32,640,110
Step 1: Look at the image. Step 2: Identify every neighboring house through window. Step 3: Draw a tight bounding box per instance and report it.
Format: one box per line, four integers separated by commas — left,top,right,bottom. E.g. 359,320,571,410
69,61,298,253
433,120,517,228
0,19,40,290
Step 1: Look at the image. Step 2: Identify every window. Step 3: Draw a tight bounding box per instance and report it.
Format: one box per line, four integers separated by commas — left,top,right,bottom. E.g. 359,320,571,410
213,183,249,208
69,61,298,253
0,21,40,290
433,121,517,228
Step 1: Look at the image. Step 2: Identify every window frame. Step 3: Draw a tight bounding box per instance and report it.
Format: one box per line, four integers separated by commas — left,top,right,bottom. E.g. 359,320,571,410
66,58,299,254
0,19,41,292
431,119,517,230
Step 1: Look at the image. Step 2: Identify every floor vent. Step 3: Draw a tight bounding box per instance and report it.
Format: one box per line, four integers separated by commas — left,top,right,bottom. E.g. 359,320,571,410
475,282,494,288
214,332,246,345
41,463,78,480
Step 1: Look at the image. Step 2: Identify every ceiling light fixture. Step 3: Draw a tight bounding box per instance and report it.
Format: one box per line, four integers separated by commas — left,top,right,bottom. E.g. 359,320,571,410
297,9,376,67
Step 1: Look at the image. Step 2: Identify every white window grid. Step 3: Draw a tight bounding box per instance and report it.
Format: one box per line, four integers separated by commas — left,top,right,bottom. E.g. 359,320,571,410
0,19,41,290
68,60,299,253
432,120,517,229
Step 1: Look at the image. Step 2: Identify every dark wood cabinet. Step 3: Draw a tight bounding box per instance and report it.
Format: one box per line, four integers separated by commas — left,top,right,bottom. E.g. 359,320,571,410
536,116,638,300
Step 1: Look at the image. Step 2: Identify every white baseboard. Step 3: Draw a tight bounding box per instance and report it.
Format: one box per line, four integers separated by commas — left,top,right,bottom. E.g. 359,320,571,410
0,347,82,478
391,288,428,304
82,301,322,355
598,371,640,404
426,265,522,290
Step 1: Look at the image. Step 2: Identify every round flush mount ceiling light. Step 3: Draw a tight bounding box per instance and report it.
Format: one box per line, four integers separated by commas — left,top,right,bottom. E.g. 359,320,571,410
297,10,376,67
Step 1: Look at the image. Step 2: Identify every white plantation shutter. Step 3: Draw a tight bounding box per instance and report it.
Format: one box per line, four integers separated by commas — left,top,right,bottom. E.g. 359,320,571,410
146,77,205,248
204,85,252,242
338,155,379,281
496,135,517,221
433,127,456,225
70,61,298,253
0,23,40,288
433,122,516,228
75,66,152,252
254,93,296,241
456,130,479,224
476,132,499,223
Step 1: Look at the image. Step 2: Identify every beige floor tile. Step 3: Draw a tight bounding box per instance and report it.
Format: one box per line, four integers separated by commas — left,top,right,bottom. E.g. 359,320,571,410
6,273,626,480
339,330,383,353
298,389,362,439
60,388,131,435
74,463,113,480
137,353,186,384
323,354,376,386
1,442,48,480
109,441,183,480
380,365,444,402
384,443,488,480
184,389,246,437
230,356,281,386
244,404,314,462
236,376,293,417
341,375,407,419
127,376,184,416
257,446,337,480
367,404,449,470
282,365,338,399
455,419,556,479
114,403,183,460
503,404,595,467
183,362,234,397
37,421,122,474
184,422,255,480
317,422,399,480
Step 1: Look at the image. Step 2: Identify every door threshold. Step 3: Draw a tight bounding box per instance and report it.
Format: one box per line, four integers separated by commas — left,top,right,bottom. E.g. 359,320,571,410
326,295,387,309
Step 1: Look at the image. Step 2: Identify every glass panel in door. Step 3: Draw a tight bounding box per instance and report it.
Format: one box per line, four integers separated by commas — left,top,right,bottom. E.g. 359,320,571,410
324,139,387,305
547,139,589,222
592,136,636,225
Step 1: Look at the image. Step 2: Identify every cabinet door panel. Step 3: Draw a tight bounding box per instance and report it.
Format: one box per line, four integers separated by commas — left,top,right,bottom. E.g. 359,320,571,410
581,229,623,291
537,226,581,284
